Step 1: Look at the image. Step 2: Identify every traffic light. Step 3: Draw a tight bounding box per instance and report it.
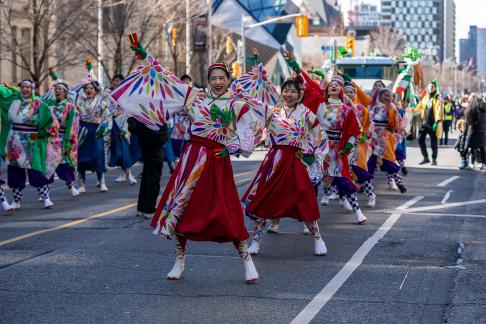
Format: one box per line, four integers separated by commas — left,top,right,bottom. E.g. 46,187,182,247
295,15,309,37
171,26,178,47
231,62,241,78
226,36,233,55
345,35,355,57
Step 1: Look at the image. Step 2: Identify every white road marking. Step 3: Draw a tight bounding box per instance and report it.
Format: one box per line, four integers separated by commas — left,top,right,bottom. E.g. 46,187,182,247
290,196,423,324
441,190,453,204
437,175,460,187
397,198,486,214
401,212,486,219
373,198,486,215
399,271,409,290
396,195,425,210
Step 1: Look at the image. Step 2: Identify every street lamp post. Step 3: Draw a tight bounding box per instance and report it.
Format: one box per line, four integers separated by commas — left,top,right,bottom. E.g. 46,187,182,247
97,0,103,85
185,0,191,75
240,13,301,75
240,14,248,73
207,0,212,65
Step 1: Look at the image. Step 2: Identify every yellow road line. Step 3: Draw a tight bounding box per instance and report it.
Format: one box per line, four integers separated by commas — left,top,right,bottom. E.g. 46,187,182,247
0,203,137,247
0,170,256,248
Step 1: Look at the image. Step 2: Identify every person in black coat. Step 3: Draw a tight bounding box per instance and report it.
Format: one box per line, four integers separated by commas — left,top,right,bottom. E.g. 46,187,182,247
128,117,168,218
459,95,486,170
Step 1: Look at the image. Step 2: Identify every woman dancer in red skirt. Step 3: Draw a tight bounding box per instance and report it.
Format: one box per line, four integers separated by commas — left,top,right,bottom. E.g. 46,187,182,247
112,37,265,283
242,76,328,256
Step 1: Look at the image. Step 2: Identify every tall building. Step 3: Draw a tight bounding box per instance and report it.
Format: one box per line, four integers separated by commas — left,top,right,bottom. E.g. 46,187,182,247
381,0,456,62
459,25,477,66
477,29,486,77
302,0,344,35
459,39,469,64
349,3,381,28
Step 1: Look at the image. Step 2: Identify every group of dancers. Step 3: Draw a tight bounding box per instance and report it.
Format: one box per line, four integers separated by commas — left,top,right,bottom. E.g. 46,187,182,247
111,37,410,283
0,60,140,210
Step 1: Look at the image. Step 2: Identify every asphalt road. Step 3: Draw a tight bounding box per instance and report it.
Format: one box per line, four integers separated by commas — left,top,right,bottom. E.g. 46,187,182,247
1,137,486,324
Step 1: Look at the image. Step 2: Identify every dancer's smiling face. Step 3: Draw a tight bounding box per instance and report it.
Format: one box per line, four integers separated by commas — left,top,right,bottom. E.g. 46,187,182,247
344,88,356,101
20,84,32,99
85,83,97,99
208,69,229,96
282,83,300,108
379,90,392,104
328,81,341,97
54,86,67,100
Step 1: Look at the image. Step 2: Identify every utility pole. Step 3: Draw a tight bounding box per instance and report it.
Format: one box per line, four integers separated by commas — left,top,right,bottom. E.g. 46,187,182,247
185,0,191,75
97,0,104,85
240,14,246,73
164,24,169,66
207,0,212,65
240,13,301,74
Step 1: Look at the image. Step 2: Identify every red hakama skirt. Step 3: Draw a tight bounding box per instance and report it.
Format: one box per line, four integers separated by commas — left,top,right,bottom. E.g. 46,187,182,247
151,135,249,243
242,145,320,222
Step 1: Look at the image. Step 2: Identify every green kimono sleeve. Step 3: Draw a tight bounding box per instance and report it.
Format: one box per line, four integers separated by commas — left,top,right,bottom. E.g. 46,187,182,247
0,85,19,155
63,108,76,168
34,97,55,175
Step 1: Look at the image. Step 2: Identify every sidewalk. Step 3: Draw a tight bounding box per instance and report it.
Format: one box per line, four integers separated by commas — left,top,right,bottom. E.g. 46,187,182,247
406,131,462,170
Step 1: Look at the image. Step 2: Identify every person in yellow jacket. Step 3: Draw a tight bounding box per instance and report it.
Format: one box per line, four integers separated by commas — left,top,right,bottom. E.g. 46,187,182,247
416,80,444,165
440,95,454,145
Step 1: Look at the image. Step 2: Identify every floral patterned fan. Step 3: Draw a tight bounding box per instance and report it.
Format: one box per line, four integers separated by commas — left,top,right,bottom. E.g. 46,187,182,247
231,63,279,107
111,54,190,131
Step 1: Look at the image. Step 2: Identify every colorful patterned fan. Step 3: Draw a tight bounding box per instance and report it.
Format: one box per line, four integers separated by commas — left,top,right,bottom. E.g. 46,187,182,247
231,63,279,107
111,54,190,131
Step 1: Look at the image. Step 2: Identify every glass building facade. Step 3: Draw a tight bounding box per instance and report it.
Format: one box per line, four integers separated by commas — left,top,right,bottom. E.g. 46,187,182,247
213,0,294,44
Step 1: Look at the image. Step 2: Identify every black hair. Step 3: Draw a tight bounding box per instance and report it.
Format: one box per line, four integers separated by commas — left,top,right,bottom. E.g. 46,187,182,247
18,79,35,87
373,80,385,88
281,79,302,93
54,82,69,91
343,81,354,89
84,81,101,92
465,95,482,126
207,67,230,80
180,74,192,82
112,74,125,81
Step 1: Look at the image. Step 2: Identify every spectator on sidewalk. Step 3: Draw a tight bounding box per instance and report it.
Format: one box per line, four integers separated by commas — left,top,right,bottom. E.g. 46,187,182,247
440,95,454,145
458,95,486,170
453,96,464,130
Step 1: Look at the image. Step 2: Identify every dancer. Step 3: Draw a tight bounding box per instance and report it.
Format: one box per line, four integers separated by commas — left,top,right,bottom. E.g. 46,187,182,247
368,88,407,193
75,58,111,193
107,74,139,184
0,80,61,209
394,98,408,177
112,37,263,283
343,82,376,207
43,80,80,197
242,62,328,256
315,75,366,224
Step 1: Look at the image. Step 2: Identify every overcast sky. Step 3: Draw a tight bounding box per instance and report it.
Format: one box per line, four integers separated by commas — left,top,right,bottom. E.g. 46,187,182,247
338,0,486,57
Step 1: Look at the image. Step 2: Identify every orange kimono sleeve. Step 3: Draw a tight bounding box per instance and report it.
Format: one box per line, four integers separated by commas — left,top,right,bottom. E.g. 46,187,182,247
383,107,398,162
353,81,371,107
361,107,370,135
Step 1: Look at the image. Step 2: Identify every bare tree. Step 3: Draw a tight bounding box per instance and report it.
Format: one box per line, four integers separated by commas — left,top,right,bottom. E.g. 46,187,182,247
0,0,93,86
75,0,182,82
421,62,483,94
370,26,406,58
